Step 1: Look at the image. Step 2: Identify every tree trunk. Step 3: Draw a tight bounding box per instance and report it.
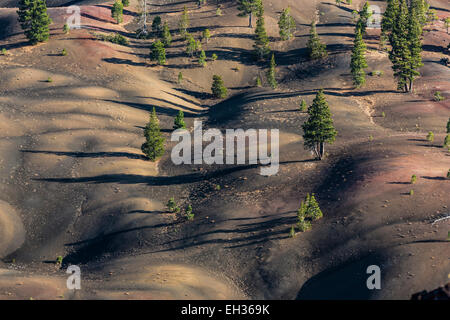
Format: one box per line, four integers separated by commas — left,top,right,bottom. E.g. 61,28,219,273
320,142,325,159
249,13,253,28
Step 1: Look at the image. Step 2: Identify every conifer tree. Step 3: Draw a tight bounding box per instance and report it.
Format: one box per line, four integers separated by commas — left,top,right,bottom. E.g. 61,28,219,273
162,21,172,47
306,194,323,220
63,23,69,34
278,7,296,41
17,0,52,45
179,6,190,38
237,0,262,28
444,17,450,34
406,6,423,92
300,99,307,112
178,72,183,84
302,89,337,160
388,0,410,92
306,21,327,60
350,26,368,88
186,34,197,57
211,75,228,99
202,28,211,43
267,53,277,89
381,0,399,43
444,134,450,150
152,16,162,35
357,2,372,35
446,117,450,134
122,0,129,6
150,40,166,65
198,50,207,67
141,107,165,161
253,4,271,60
174,110,186,129
111,0,124,24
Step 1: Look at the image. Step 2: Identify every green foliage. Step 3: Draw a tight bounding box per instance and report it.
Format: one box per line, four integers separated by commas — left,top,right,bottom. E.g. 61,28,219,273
1,48,8,55
300,99,307,112
97,33,129,45
216,7,222,16
61,48,67,56
434,91,445,101
178,72,183,84
150,40,166,65
289,226,296,238
186,205,194,221
111,0,124,24
447,117,450,134
211,53,218,61
162,21,172,47
179,6,190,38
211,75,228,99
447,169,450,179
256,76,262,87
266,53,277,89
444,17,450,34
237,0,262,27
122,0,129,7
63,23,69,34
357,2,372,35
152,16,162,35
173,110,186,130
186,34,197,57
426,131,434,142
215,184,221,191
306,21,327,60
278,7,296,41
56,256,63,265
381,111,386,118
47,76,52,83
302,90,337,160
253,4,271,60
411,174,417,184
141,107,165,161
17,0,52,45
443,134,450,149
351,27,368,88
369,70,384,76
409,189,414,196
198,50,207,67
202,29,211,43
167,197,179,213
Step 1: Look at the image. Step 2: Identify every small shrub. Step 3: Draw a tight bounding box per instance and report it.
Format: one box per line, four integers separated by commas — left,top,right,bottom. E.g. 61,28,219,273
63,23,69,34
216,7,222,16
178,72,183,84
47,77,53,83
61,48,67,56
300,99,307,112
1,48,7,55
447,169,450,179
297,218,311,232
409,189,414,196
211,53,218,61
369,70,383,77
256,76,262,87
289,226,296,238
186,205,194,221
167,197,179,212
56,256,63,265
443,134,450,149
211,75,227,99
411,174,417,184
426,131,434,142
381,111,386,118
369,135,373,141
215,184,221,191
434,91,445,101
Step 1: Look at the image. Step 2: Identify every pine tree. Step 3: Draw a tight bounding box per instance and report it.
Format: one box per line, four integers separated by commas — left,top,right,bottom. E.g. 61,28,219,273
446,117,450,133
141,107,165,161
17,0,52,45
198,50,207,67
289,226,296,238
300,99,307,112
406,6,423,92
302,89,337,160
150,40,166,65
278,7,296,41
388,0,410,92
306,21,327,60
381,0,399,45
411,0,428,27
152,16,162,36
186,34,197,57
111,0,124,24
211,75,228,99
445,17,450,34
306,194,323,220
179,6,190,38
174,110,186,129
253,4,271,60
122,0,129,6
237,0,262,28
350,26,368,88
178,72,183,84
267,53,277,89
444,134,450,149
186,205,194,221
202,28,211,43
357,2,372,35
162,21,172,47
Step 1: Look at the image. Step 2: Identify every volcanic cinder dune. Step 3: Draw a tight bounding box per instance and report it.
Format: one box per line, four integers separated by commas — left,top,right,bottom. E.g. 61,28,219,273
0,0,449,300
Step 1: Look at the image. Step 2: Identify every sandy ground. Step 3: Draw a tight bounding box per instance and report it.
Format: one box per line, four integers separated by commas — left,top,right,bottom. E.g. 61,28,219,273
0,0,449,299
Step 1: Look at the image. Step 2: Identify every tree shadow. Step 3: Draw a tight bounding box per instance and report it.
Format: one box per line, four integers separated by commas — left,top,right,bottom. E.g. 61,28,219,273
21,149,146,160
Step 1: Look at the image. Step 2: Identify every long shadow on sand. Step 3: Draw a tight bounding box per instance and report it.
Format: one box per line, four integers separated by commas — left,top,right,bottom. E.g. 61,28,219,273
21,150,146,160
